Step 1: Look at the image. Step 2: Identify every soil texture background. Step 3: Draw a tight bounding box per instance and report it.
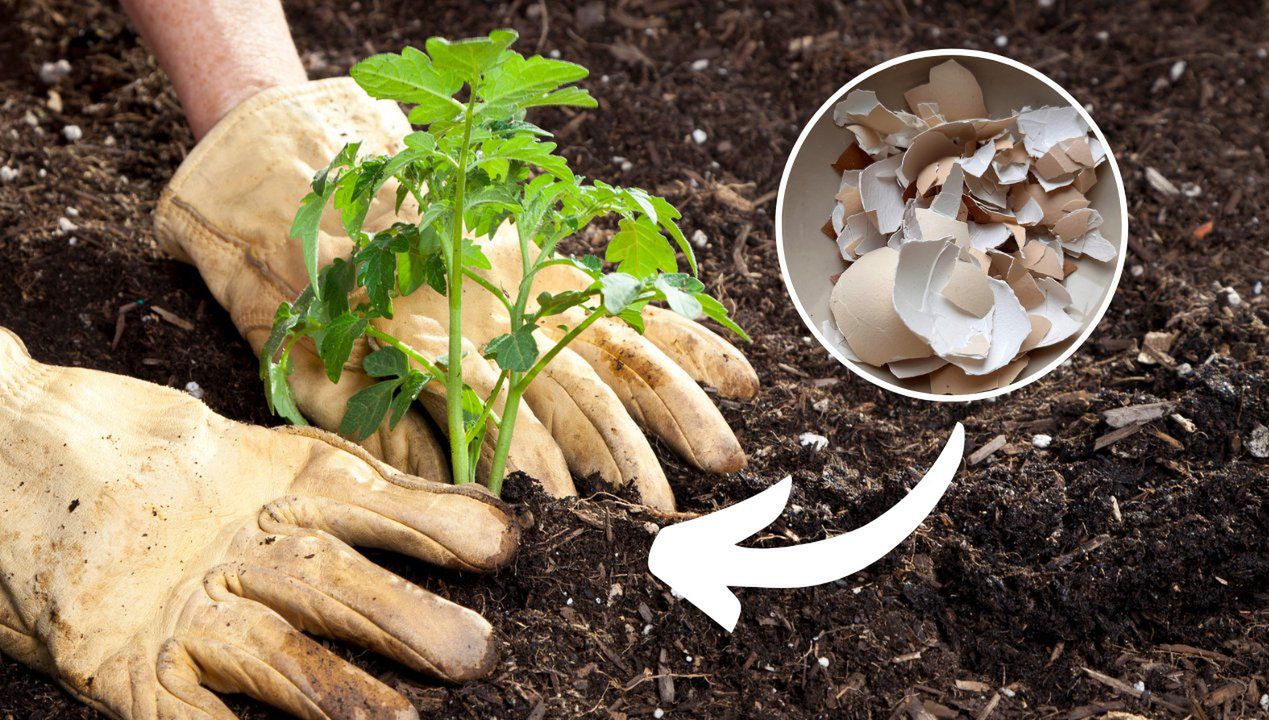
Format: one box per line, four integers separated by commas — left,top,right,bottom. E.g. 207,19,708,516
0,0,1266,718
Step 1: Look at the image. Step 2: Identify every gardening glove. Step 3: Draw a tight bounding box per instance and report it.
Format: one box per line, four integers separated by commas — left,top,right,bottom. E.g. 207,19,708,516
0,326,517,720
155,78,759,511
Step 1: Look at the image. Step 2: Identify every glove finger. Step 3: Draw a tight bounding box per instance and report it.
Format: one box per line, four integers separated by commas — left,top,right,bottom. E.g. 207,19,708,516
550,318,746,474
246,328,451,482
177,595,417,720
640,306,760,399
155,641,238,719
521,339,676,512
219,530,497,682
270,430,520,573
376,316,576,497
531,260,758,399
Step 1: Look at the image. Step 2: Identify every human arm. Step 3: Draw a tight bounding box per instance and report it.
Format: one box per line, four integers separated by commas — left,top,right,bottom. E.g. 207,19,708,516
119,0,307,138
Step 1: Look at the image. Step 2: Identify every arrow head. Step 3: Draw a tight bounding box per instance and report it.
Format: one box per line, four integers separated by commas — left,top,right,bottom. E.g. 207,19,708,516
647,476,794,632
648,423,965,633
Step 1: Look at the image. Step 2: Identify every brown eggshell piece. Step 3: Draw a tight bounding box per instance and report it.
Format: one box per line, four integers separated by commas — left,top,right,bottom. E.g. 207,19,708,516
830,247,934,366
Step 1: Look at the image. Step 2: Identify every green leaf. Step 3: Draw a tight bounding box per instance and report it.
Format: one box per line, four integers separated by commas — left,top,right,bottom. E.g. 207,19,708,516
622,187,658,221
481,135,573,181
464,183,520,213
490,118,553,137
647,195,696,275
340,379,403,441
317,258,356,321
600,272,643,314
658,272,706,294
389,371,429,429
315,313,367,383
359,242,398,316
380,147,424,182
264,354,306,426
291,191,328,296
461,238,492,270
516,176,568,244
535,289,593,318
460,386,486,433
570,254,603,276
478,54,590,111
425,29,518,84
403,131,436,153
605,216,677,278
332,158,393,236
618,303,647,333
655,275,703,320
397,229,447,295
364,346,411,378
523,86,597,109
480,156,510,182
416,203,451,234
395,183,411,214
259,301,301,379
350,47,464,124
484,326,539,372
696,293,751,342
311,142,361,195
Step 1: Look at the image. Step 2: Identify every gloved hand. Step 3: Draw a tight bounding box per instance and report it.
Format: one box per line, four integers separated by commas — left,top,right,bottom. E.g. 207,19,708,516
155,78,759,511
0,327,517,719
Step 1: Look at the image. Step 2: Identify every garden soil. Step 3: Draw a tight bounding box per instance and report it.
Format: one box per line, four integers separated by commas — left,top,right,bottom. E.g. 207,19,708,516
0,0,1265,718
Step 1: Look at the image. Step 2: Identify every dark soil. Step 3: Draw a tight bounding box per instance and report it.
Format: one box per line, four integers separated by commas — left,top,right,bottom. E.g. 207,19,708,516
1,0,1266,718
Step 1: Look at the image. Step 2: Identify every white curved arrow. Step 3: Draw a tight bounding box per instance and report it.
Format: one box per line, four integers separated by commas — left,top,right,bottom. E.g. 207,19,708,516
648,422,964,631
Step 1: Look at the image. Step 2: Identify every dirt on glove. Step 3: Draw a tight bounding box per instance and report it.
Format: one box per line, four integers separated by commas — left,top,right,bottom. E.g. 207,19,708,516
0,0,1265,718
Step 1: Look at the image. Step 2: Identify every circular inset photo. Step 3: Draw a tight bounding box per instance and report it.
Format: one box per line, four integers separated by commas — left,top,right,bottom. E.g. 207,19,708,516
776,50,1127,400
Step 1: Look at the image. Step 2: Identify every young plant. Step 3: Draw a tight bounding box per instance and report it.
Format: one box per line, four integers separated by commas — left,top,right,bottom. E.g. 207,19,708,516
260,29,747,495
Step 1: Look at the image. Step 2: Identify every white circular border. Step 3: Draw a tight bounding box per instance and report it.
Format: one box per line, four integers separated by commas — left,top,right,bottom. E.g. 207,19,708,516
774,48,1129,403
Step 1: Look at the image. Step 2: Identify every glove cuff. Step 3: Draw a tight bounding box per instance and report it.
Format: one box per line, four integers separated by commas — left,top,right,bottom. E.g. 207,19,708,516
156,77,366,260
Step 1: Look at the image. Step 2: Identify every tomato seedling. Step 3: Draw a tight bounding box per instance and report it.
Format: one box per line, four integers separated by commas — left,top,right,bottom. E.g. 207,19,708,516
261,29,747,495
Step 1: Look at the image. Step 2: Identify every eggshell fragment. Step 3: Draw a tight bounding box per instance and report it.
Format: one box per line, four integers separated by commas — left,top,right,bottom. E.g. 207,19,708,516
1028,276,1084,348
942,261,995,317
893,239,1030,375
888,356,949,379
1019,314,1053,354
859,155,905,233
929,357,1028,394
830,247,933,366
915,207,971,247
834,179,865,217
903,60,988,121
831,142,873,173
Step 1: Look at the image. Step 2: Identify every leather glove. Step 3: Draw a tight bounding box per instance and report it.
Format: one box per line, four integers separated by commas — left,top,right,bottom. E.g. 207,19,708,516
0,327,517,720
155,78,758,511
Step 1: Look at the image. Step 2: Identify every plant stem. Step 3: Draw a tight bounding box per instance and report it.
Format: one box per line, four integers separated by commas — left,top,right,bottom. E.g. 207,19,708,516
511,224,548,324
486,307,608,493
488,219,540,494
447,100,476,484
462,268,513,314
485,382,522,497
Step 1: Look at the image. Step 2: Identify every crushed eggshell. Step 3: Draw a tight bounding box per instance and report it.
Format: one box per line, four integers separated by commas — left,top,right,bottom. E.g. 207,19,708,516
830,247,932,366
823,59,1115,394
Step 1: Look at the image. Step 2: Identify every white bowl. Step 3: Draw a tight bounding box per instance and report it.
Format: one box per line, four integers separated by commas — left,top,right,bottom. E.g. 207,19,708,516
776,49,1128,401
